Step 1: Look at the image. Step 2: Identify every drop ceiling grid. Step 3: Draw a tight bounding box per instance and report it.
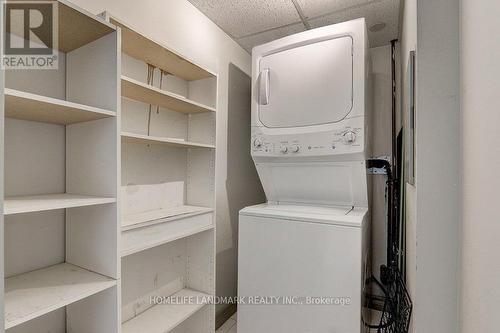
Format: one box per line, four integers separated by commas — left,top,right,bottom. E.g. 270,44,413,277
296,0,380,18
188,0,401,52
309,0,400,47
187,0,302,38
237,23,306,53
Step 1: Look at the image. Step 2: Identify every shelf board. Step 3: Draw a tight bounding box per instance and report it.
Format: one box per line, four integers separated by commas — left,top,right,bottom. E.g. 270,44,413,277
122,289,211,333
5,263,116,330
122,210,213,257
122,76,216,114
4,89,116,125
4,193,116,215
121,132,215,149
105,15,214,81
123,205,214,231
58,0,116,52
7,1,115,53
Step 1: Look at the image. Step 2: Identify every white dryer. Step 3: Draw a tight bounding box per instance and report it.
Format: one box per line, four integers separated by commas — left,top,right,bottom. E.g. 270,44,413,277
238,18,371,332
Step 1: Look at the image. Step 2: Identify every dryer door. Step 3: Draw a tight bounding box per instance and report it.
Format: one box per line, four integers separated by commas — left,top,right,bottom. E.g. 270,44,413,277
257,36,353,128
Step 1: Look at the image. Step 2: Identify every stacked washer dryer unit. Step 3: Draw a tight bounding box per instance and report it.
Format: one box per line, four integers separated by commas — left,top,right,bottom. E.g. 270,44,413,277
238,18,370,332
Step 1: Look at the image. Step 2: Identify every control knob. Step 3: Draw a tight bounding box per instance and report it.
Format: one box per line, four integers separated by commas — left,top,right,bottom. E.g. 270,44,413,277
280,145,288,153
290,145,300,153
253,138,263,148
343,131,356,144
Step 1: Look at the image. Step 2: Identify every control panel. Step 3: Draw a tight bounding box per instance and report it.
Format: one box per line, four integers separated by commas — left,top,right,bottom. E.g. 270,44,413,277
251,126,364,157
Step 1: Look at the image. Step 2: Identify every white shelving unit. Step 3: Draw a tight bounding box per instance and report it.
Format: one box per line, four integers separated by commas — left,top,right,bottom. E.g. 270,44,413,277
102,13,217,332
1,1,120,332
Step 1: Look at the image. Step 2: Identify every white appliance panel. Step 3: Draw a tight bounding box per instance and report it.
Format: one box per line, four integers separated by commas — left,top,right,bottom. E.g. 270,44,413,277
238,213,366,333
258,36,353,128
255,161,368,207
260,163,352,206
272,164,352,204
251,115,365,158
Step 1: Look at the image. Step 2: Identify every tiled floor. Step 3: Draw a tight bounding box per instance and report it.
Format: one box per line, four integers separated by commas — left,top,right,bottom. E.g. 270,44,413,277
216,312,237,333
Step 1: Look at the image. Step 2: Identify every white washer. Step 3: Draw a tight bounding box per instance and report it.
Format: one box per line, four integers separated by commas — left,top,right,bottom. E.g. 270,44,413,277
238,204,369,332
238,18,370,332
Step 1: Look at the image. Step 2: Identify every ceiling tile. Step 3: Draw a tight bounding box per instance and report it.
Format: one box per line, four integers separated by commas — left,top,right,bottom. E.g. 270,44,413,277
296,0,376,19
188,0,301,38
237,23,306,53
308,0,400,47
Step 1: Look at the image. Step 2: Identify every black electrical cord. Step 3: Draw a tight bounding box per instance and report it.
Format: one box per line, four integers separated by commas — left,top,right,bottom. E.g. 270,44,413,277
363,158,397,330
362,276,396,330
363,39,411,333
367,157,396,279
389,39,400,271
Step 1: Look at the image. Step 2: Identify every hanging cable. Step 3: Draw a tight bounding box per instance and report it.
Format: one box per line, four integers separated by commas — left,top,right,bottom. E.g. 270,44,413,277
155,70,170,114
363,40,412,333
146,64,155,136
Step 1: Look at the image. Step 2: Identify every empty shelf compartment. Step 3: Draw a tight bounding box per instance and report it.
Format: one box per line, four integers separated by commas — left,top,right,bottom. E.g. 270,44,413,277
107,15,214,81
121,76,215,114
5,263,116,329
122,288,211,333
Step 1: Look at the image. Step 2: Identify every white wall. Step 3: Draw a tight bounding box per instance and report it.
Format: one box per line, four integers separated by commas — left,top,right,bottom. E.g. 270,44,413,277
400,0,461,332
460,1,500,332
69,0,253,319
416,0,460,331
